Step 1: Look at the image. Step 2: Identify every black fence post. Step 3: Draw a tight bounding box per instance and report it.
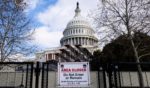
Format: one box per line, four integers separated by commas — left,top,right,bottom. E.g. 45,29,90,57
114,65,118,88
46,63,49,88
41,63,44,88
30,63,34,88
35,62,41,88
25,64,29,88
108,64,113,88
98,67,100,88
117,66,121,88
103,65,106,88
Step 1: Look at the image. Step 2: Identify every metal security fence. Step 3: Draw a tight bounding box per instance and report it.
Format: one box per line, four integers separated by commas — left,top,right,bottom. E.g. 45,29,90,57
0,62,33,88
1,61,150,88
98,62,150,88
40,61,99,88
41,61,57,88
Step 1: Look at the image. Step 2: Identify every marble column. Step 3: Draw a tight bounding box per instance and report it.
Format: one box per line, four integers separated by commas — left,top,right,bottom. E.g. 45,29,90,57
45,54,47,61
52,53,55,60
87,38,89,45
86,38,88,45
81,38,83,45
83,38,84,45
79,37,81,44
71,38,73,44
54,54,56,60
52,54,53,60
84,37,86,45
68,39,70,44
74,38,76,45
46,54,49,61
82,38,84,45
83,38,85,45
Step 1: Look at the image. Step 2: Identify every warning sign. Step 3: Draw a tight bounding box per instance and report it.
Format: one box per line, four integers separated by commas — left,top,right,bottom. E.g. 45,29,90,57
57,62,90,87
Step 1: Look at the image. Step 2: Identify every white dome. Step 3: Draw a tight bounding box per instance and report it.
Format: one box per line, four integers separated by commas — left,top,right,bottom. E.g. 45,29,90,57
66,16,90,29
64,15,94,37
60,2,98,47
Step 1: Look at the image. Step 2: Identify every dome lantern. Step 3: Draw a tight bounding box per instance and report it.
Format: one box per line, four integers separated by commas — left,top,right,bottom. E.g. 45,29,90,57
75,2,81,17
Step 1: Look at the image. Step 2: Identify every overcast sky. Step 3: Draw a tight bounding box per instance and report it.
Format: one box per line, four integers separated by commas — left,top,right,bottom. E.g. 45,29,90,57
26,0,99,50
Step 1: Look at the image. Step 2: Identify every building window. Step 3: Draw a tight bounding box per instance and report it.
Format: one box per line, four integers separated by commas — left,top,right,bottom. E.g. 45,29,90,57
79,29,80,33
75,29,77,34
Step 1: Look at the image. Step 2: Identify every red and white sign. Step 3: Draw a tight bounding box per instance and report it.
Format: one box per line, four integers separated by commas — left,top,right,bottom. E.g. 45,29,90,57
57,62,90,87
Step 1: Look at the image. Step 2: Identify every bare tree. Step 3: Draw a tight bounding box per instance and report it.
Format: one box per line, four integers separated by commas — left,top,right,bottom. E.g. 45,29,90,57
94,0,150,87
0,0,35,62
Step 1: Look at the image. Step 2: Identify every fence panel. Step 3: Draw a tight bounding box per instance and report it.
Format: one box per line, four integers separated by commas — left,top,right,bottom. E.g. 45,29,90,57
0,62,33,88
105,62,150,88
41,61,57,88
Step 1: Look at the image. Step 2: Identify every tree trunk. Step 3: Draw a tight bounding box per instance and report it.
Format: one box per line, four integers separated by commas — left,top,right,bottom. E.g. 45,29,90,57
130,39,144,88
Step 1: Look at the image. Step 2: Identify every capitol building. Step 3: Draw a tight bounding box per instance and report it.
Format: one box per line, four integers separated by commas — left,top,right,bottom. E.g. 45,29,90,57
60,2,98,47
36,2,99,62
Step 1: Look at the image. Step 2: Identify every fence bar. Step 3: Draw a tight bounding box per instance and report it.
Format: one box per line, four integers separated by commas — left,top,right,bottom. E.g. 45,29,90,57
46,63,49,88
26,64,29,88
98,68,100,88
103,69,106,88
30,63,34,88
41,63,44,88
35,62,40,88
